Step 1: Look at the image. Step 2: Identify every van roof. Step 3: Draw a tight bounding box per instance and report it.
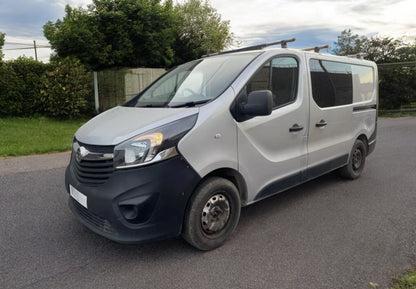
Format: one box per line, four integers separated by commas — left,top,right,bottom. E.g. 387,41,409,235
203,38,374,65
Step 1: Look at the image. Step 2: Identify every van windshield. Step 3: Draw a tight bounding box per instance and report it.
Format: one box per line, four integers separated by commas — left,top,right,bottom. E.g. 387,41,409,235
125,52,261,108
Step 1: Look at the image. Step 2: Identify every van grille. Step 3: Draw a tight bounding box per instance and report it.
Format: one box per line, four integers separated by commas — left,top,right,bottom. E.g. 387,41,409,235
73,156,114,185
72,140,115,186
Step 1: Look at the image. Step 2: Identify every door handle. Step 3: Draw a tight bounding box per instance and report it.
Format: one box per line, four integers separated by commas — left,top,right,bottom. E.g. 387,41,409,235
315,120,327,128
289,124,304,132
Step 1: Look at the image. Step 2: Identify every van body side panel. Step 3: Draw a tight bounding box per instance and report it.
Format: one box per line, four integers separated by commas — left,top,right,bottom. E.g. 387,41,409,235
352,108,377,143
305,54,377,178
352,64,378,155
178,88,239,178
307,102,353,175
234,52,309,203
237,100,309,202
306,55,353,175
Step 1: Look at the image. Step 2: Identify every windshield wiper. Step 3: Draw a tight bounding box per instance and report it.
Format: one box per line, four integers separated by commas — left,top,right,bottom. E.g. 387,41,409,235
169,99,211,108
136,102,169,108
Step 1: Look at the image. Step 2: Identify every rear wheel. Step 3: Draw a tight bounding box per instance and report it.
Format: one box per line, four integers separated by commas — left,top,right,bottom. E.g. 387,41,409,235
182,177,241,251
339,139,367,179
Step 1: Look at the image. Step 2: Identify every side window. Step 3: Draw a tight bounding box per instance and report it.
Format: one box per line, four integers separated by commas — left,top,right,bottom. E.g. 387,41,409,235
310,59,353,107
352,65,374,102
247,56,299,108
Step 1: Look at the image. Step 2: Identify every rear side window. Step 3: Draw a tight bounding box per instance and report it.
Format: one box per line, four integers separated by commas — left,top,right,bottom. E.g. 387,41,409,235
247,56,299,108
310,59,374,108
352,65,374,102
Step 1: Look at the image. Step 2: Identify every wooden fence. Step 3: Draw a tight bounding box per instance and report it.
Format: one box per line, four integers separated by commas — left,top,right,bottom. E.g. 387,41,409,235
96,67,165,112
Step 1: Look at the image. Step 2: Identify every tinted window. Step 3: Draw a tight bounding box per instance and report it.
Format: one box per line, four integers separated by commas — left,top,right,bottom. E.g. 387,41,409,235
310,59,353,107
247,56,299,108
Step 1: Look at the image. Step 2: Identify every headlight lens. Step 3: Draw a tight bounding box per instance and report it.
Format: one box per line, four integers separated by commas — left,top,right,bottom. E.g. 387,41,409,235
114,114,197,169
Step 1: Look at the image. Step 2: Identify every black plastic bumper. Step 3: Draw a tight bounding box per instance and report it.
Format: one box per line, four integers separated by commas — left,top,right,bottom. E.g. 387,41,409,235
65,155,201,244
368,139,376,155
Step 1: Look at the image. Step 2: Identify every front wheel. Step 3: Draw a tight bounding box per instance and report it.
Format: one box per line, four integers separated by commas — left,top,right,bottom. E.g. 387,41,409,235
339,139,367,179
182,177,241,251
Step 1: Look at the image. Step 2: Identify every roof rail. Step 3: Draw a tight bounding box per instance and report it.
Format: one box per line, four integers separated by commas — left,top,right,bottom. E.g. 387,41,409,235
203,38,296,58
302,44,329,53
346,52,367,60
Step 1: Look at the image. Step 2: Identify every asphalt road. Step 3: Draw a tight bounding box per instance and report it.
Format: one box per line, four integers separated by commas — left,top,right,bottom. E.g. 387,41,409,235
1,117,416,289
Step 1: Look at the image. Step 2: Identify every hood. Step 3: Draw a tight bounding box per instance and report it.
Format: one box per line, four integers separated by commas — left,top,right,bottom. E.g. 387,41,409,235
75,106,199,145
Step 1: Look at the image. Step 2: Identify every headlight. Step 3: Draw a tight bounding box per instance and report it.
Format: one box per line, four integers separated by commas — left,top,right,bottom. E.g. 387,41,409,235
114,114,198,169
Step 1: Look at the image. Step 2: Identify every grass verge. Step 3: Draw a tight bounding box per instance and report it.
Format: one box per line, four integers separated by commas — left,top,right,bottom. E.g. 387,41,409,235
390,271,416,289
369,270,416,288
0,117,87,157
379,112,416,118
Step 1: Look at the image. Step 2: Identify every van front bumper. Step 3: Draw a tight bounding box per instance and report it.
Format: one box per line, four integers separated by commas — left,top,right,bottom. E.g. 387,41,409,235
65,155,201,244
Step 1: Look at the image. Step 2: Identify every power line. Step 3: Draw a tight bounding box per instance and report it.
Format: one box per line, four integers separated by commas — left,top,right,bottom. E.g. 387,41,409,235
4,42,35,46
4,42,51,46
3,47,51,50
2,40,52,61
378,61,416,66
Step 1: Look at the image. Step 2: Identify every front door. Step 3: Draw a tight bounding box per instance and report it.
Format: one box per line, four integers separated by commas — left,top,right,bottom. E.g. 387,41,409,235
236,54,309,203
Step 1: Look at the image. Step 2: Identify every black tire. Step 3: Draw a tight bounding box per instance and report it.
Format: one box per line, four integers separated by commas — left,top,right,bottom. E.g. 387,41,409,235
339,139,367,180
182,177,241,251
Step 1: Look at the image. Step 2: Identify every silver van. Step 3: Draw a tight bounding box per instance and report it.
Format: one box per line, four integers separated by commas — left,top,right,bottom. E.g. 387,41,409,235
65,41,378,250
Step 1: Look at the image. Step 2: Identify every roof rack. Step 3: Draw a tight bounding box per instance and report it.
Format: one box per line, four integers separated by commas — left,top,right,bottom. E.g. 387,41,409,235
346,52,367,60
203,38,296,58
302,44,329,53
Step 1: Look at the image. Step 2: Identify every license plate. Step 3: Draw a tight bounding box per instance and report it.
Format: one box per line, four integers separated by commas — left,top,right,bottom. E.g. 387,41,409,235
70,185,88,209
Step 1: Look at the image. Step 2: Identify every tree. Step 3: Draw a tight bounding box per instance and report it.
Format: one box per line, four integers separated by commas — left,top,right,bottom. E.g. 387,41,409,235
333,29,416,109
332,29,366,56
44,6,109,69
378,64,416,109
362,37,404,63
173,0,234,64
0,32,5,61
372,38,416,109
333,29,414,63
44,0,177,70
396,43,416,61
44,0,234,69
91,0,176,68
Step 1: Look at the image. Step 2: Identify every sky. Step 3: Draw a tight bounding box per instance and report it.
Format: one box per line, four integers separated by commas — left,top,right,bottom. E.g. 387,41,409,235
1,0,415,62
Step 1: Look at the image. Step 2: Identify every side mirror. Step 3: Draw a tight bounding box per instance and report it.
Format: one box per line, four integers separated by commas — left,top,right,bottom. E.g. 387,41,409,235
240,90,272,116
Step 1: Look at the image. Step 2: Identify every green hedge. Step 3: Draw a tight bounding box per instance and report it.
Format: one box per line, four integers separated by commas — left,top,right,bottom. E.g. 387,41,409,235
0,62,23,115
0,56,93,119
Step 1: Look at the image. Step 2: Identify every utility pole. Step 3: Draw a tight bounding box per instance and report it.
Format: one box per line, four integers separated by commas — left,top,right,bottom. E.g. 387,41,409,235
33,40,38,61
94,72,100,113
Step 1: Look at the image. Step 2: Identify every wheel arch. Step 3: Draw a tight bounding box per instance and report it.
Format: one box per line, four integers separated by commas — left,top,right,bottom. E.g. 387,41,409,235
181,168,245,250
357,134,369,155
197,168,248,206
